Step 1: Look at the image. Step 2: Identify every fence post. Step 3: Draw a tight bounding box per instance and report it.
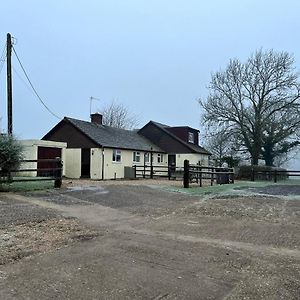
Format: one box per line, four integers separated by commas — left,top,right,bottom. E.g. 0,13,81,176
274,170,277,183
251,167,255,181
211,167,214,186
199,168,202,187
133,165,137,178
183,160,189,188
150,150,153,179
231,168,234,184
54,157,63,188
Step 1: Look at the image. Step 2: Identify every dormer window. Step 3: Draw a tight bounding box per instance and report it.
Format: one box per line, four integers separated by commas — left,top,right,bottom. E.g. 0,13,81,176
188,132,194,143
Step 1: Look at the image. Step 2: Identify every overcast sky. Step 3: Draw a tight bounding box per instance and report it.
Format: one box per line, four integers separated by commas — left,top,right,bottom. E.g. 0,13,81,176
0,0,299,147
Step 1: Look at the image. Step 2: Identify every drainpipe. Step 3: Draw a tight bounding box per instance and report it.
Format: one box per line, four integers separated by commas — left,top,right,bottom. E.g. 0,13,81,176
102,148,105,180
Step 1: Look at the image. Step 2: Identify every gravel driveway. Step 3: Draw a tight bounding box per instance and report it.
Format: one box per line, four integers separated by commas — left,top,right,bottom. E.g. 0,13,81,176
0,180,299,299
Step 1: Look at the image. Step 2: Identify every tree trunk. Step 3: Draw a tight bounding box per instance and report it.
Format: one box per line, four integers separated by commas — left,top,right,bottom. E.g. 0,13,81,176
263,150,275,166
251,146,261,166
264,156,274,166
251,156,259,166
262,144,275,166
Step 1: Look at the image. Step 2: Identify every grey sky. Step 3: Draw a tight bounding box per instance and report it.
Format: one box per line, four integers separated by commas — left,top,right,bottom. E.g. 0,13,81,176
0,0,299,144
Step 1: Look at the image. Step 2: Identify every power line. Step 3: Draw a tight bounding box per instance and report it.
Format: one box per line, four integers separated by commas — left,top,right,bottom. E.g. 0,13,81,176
12,45,61,120
0,42,6,75
12,65,36,94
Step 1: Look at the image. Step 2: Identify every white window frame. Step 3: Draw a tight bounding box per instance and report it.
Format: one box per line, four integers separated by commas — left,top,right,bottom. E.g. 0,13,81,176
144,152,150,164
188,132,194,143
133,151,141,163
112,149,121,162
157,153,164,163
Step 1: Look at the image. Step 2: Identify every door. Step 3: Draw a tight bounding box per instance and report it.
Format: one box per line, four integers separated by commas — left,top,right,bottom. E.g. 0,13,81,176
168,154,176,170
81,148,91,178
37,147,62,177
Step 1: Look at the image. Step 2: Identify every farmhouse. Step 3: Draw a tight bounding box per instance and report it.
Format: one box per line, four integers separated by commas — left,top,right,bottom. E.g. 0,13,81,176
42,113,210,180
42,114,165,179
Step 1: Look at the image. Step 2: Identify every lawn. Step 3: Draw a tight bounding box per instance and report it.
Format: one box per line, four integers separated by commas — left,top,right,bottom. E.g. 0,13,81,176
163,178,300,200
0,178,54,192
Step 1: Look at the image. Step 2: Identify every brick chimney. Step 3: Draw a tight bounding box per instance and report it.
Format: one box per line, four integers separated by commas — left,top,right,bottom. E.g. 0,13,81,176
90,113,103,125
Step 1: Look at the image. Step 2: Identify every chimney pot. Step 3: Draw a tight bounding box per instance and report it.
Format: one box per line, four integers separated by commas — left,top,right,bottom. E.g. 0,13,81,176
90,113,103,125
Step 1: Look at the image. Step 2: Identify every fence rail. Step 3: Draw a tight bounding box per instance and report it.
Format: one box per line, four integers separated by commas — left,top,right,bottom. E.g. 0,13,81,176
184,160,234,188
250,169,298,183
0,158,63,188
133,161,235,188
133,165,183,179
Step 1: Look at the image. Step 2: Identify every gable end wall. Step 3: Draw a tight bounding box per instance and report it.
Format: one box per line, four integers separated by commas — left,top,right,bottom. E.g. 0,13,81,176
139,123,193,154
43,122,98,148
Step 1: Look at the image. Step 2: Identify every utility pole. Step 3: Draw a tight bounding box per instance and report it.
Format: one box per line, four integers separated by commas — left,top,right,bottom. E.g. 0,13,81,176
6,33,13,135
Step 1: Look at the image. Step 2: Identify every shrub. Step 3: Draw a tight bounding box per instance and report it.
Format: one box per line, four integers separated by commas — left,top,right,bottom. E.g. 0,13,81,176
0,134,24,177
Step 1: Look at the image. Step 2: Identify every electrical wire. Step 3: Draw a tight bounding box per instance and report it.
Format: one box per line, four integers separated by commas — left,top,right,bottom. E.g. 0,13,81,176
0,42,6,75
12,45,61,120
12,66,36,94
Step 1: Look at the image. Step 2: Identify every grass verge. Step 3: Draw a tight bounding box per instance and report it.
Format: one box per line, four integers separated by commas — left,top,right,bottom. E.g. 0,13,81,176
161,179,300,199
0,180,54,192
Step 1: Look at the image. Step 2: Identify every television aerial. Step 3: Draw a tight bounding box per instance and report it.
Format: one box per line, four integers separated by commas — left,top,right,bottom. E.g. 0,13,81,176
89,96,100,116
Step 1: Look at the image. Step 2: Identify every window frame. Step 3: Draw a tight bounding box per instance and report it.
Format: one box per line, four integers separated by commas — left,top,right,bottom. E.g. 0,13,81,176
188,132,194,143
112,149,122,162
133,151,141,163
144,152,150,164
157,153,164,163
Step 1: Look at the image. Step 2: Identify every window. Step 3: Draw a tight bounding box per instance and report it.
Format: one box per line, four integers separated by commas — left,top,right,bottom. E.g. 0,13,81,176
133,151,141,163
112,149,121,162
144,152,150,164
157,153,164,163
188,132,194,143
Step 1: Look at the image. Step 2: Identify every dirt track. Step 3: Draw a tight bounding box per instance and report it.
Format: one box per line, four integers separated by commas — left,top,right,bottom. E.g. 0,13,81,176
0,181,299,299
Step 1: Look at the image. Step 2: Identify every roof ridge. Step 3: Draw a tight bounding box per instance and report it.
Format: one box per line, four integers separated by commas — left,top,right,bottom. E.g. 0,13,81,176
65,116,138,133
64,117,163,152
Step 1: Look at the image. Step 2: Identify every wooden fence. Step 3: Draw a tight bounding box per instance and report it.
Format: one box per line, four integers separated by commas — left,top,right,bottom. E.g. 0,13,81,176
0,158,63,188
133,164,184,179
133,161,235,189
250,169,297,183
183,160,234,188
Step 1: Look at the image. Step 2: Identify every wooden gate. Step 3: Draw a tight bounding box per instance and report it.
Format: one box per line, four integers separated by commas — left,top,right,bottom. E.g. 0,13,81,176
37,146,62,177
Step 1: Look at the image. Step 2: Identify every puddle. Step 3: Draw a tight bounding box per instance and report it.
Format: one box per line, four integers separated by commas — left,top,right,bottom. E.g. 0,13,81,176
66,186,109,194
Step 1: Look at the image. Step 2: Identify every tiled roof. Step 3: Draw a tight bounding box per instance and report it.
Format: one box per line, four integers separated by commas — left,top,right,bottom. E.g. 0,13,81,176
65,117,163,152
149,121,211,155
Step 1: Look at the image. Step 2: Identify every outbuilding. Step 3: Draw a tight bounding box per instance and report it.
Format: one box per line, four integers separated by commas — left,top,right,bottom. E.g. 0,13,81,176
19,139,67,177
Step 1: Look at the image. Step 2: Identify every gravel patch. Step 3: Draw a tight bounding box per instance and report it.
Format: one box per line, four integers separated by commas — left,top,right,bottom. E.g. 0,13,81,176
0,194,99,265
0,195,57,229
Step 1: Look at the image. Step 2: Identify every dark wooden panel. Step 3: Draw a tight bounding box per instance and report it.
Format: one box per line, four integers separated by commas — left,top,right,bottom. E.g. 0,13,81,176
139,123,192,154
37,147,61,177
42,121,98,148
166,127,199,145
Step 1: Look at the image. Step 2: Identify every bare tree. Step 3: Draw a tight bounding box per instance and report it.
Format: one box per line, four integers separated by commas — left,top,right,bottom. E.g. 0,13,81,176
204,125,243,167
203,127,233,166
200,49,300,166
99,100,139,130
